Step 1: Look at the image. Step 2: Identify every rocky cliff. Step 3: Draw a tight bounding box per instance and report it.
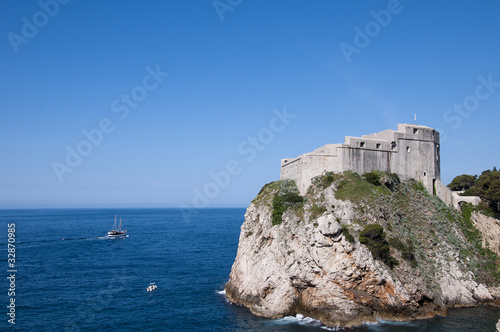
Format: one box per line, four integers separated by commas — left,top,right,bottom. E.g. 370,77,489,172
225,171,500,328
472,211,500,257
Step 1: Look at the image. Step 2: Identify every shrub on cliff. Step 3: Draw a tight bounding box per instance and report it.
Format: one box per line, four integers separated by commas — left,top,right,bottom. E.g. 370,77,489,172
388,237,417,268
283,192,303,204
310,172,340,190
272,195,287,225
321,174,335,188
359,224,398,268
364,171,381,186
341,225,355,243
272,191,303,226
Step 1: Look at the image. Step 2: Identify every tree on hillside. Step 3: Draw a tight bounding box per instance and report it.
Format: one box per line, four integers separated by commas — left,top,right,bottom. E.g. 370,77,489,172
459,168,500,214
448,174,477,191
484,173,500,211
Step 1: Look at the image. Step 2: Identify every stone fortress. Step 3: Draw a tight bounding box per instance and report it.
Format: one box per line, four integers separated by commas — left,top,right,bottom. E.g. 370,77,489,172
280,123,480,209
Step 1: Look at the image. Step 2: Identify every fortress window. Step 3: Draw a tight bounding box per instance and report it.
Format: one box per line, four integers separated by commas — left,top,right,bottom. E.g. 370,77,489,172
406,146,411,153
376,143,381,149
391,141,396,150
413,128,418,134
360,142,365,147
424,172,427,177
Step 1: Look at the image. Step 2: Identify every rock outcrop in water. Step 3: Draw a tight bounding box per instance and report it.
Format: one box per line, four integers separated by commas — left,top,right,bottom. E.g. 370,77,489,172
225,172,500,328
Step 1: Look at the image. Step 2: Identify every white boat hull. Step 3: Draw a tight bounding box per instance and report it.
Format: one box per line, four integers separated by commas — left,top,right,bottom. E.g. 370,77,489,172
107,233,127,238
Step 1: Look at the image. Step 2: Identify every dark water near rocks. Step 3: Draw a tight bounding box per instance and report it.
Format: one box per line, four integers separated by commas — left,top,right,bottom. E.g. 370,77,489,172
0,208,498,331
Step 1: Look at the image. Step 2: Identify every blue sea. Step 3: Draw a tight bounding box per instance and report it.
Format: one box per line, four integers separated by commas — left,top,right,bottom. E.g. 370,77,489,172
0,208,499,331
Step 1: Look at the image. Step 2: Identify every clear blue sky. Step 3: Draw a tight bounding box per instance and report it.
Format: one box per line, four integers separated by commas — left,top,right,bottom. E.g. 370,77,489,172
1,0,499,208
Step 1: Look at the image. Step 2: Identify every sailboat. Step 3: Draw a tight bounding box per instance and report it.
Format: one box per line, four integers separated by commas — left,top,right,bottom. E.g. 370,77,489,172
107,216,127,238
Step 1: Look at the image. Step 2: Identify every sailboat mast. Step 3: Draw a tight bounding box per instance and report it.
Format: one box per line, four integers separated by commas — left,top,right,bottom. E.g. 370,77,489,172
118,218,122,232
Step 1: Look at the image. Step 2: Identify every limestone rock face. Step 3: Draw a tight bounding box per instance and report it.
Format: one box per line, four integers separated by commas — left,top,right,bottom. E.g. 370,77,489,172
225,178,498,328
472,211,500,256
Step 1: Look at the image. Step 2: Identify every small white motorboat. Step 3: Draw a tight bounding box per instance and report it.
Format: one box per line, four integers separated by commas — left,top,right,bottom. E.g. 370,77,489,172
147,283,157,292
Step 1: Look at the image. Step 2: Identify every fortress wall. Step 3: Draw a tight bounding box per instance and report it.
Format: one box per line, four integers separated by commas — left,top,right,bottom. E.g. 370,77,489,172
391,139,434,187
390,125,440,193
298,150,344,194
344,136,394,151
451,192,482,209
281,144,344,194
278,124,478,211
280,124,442,197
435,179,453,206
361,128,396,142
311,144,341,155
280,157,302,187
341,146,393,175
433,180,481,209
398,123,438,142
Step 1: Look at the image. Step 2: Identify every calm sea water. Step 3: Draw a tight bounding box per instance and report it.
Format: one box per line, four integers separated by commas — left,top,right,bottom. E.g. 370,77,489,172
0,208,498,331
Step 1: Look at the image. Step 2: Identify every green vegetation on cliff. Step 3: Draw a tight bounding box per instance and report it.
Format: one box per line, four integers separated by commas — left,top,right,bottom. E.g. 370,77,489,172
254,180,303,225
341,224,355,243
253,171,499,284
457,202,500,280
332,171,399,203
272,192,303,225
359,223,398,268
449,167,500,216
332,171,499,283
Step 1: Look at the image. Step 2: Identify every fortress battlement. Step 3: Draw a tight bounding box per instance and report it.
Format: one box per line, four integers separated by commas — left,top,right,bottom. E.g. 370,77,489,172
281,124,440,195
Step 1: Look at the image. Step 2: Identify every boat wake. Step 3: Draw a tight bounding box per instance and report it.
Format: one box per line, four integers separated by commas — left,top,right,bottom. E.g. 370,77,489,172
61,235,129,241
61,237,96,241
0,237,100,245
102,235,129,240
